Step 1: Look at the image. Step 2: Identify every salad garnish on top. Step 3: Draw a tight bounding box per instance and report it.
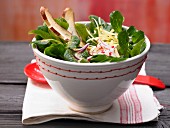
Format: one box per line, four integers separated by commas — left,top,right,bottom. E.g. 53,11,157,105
29,6,146,63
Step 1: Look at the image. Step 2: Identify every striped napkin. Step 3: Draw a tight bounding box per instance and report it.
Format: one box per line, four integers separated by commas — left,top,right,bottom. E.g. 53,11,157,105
22,64,163,125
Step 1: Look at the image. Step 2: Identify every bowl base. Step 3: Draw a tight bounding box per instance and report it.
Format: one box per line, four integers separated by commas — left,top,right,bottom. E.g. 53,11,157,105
69,103,113,114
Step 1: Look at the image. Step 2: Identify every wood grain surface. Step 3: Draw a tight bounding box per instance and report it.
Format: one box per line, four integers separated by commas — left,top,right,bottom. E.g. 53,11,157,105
0,42,170,127
0,0,170,43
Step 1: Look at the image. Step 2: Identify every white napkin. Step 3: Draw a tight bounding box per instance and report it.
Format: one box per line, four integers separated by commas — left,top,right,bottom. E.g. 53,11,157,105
22,63,163,125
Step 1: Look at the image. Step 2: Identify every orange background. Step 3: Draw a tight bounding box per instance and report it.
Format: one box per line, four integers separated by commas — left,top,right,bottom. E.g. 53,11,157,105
0,0,170,43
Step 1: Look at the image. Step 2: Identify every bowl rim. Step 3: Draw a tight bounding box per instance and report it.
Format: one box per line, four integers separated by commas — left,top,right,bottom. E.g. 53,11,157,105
32,22,150,67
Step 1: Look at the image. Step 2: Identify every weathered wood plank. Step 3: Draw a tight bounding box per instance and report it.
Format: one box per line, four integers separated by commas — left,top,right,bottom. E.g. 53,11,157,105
0,112,169,128
0,114,21,126
0,42,34,84
146,44,170,86
0,84,25,113
0,113,161,128
154,89,170,107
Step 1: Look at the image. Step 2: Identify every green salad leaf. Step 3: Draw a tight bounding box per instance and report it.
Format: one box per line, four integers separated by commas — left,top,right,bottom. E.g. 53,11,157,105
81,50,90,58
67,35,80,49
31,39,51,52
90,54,126,63
54,17,69,30
127,26,136,36
110,57,127,62
110,11,124,33
118,31,129,57
64,49,77,62
29,30,52,39
130,41,145,57
86,22,96,33
79,58,89,63
132,30,145,44
44,43,65,59
37,25,49,32
89,15,112,32
90,55,110,63
75,23,89,42
140,41,146,53
89,15,106,27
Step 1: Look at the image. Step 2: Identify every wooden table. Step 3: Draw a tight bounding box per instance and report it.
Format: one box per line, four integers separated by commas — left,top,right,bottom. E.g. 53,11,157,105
0,42,170,128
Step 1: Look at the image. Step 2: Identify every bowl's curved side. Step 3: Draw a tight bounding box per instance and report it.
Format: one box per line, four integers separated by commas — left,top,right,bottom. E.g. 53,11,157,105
33,45,146,113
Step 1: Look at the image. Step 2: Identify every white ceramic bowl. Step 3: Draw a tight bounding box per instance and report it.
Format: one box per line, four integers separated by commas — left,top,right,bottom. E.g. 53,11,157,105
32,24,150,114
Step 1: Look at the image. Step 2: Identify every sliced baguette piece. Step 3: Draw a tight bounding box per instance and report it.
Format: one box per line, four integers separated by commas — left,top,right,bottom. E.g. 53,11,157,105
40,6,71,41
63,8,85,47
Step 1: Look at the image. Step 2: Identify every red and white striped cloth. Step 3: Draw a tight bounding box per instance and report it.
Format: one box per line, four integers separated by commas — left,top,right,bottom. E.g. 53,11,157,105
118,85,142,124
22,63,163,125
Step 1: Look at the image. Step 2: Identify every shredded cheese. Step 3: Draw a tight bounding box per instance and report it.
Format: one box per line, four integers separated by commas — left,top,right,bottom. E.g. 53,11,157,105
88,26,120,57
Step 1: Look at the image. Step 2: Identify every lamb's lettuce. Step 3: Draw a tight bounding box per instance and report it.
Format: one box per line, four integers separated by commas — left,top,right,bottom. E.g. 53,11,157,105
75,23,89,42
79,58,89,63
54,17,69,30
90,55,126,63
132,31,145,44
127,26,136,36
130,41,145,57
118,31,129,57
67,35,80,49
28,30,52,39
44,43,65,59
81,50,90,58
90,55,110,63
31,39,51,52
110,11,124,33
64,49,77,62
89,15,112,31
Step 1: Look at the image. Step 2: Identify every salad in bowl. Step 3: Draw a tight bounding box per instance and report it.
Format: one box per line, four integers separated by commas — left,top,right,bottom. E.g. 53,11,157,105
29,7,146,63
29,6,150,113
